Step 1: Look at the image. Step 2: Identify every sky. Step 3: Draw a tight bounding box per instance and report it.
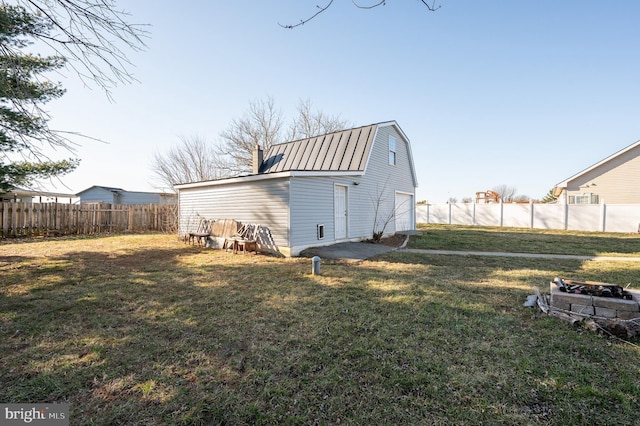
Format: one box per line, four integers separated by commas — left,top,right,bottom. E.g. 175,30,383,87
34,0,640,203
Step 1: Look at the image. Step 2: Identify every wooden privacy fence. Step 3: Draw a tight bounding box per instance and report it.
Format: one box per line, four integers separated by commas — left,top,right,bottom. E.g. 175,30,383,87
1,202,178,237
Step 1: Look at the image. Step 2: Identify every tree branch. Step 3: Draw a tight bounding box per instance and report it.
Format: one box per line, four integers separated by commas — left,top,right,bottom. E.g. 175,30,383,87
278,0,334,29
352,0,385,10
18,0,149,95
279,0,440,29
419,0,441,12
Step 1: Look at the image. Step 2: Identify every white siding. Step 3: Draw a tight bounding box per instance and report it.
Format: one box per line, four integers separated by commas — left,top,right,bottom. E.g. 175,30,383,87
177,122,417,256
356,125,416,236
179,179,290,253
289,177,334,249
287,124,417,254
289,176,360,253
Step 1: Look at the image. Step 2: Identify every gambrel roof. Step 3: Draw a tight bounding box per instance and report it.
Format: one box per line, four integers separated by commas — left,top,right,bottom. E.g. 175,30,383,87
260,124,377,173
176,120,418,189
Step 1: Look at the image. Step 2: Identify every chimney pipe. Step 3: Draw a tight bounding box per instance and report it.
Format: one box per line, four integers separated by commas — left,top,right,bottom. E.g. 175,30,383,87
252,144,263,174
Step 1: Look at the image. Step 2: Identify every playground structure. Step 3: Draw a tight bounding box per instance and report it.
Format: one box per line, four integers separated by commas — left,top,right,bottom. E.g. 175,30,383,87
475,190,500,204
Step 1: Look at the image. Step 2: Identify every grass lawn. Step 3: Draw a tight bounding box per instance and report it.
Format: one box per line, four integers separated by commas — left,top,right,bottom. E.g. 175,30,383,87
410,224,640,257
1,228,639,425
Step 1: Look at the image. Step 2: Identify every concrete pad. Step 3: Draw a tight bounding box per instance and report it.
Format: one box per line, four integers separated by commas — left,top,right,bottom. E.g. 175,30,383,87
300,242,396,261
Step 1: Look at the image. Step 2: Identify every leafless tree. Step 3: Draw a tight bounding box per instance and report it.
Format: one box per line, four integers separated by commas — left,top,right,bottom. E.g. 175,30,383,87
215,96,285,176
155,97,350,187
279,0,441,29
151,135,222,192
371,182,394,242
513,195,531,203
9,0,148,95
288,98,350,141
491,184,518,202
215,96,350,176
370,177,411,242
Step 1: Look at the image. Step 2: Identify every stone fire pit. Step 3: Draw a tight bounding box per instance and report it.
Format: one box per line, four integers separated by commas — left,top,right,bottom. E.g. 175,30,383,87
549,283,640,320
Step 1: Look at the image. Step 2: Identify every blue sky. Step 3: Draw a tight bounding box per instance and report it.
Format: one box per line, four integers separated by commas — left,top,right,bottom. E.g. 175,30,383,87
42,0,640,202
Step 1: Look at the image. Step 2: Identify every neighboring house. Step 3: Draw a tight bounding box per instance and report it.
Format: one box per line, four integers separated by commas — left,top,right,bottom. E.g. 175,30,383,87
175,121,418,256
0,187,76,203
553,140,640,204
76,186,178,204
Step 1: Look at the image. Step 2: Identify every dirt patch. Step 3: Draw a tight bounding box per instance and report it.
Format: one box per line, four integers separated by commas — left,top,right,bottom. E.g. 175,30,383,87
378,234,408,248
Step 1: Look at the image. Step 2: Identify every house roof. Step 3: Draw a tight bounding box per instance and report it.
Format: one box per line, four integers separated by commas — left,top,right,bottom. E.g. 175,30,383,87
553,140,640,196
260,123,377,173
2,187,76,198
175,121,417,190
76,185,124,196
75,186,176,197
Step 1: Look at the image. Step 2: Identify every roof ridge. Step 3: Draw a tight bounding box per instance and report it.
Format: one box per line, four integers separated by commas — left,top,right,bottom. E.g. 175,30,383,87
269,122,384,148
261,123,380,174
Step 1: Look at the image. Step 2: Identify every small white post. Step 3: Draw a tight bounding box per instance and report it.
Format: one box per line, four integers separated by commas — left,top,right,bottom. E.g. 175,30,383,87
312,256,321,275
529,199,534,229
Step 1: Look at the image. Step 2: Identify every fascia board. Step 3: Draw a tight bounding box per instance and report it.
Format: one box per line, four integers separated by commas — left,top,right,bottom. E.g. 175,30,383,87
555,140,640,188
174,170,364,190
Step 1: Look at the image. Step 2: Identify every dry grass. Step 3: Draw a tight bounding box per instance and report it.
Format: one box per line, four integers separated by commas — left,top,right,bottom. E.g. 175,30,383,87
1,230,639,425
410,224,640,257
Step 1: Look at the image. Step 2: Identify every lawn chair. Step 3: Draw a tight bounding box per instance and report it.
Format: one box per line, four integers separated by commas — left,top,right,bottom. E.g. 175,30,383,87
229,223,260,254
184,217,213,246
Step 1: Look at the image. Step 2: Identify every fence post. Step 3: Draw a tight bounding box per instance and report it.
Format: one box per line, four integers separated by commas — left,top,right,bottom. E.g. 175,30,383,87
448,202,452,225
500,200,504,227
529,200,534,229
472,202,476,226
600,200,606,232
564,203,569,230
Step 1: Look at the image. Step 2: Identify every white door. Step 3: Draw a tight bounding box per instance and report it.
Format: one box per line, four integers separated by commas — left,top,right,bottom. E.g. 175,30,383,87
395,193,413,231
334,185,347,239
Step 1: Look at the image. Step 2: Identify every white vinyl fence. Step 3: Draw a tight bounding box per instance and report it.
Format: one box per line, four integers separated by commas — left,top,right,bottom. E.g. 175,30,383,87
417,202,640,233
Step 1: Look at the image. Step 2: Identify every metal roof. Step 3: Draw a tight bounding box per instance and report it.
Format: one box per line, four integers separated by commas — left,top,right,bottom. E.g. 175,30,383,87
260,123,377,174
175,120,418,190
76,185,125,195
3,187,76,198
